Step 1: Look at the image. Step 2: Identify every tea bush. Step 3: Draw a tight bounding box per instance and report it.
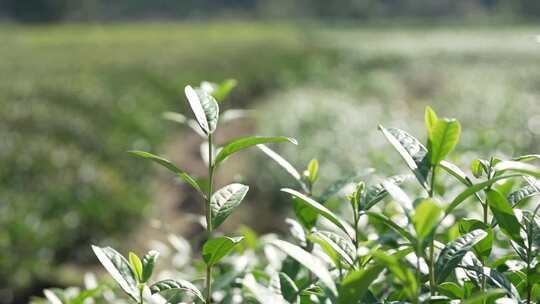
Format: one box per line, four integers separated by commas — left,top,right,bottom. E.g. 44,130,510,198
36,79,540,304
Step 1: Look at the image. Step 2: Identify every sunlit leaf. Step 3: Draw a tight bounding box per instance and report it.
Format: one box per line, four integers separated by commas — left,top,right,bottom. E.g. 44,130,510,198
150,279,204,302
487,189,524,245
91,245,139,301
257,144,302,182
271,239,337,295
435,229,487,283
282,188,353,237
458,219,492,261
141,250,159,283
337,264,384,304
413,199,441,241
202,236,244,266
211,183,249,229
379,125,431,190
128,151,203,196
128,252,143,283
428,118,461,165
215,136,297,166
184,85,219,134
363,175,409,210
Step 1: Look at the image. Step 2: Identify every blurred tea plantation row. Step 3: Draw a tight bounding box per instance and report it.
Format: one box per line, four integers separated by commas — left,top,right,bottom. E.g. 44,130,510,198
2,22,540,302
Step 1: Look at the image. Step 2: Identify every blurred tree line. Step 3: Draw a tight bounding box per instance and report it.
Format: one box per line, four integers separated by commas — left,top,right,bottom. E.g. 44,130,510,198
1,0,540,23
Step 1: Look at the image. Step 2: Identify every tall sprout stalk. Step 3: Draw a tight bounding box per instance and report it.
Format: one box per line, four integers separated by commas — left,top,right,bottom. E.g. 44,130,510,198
205,133,215,304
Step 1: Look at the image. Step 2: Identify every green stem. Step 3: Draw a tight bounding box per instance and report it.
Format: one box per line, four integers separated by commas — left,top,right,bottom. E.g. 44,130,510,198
428,166,436,297
205,133,215,304
139,285,144,304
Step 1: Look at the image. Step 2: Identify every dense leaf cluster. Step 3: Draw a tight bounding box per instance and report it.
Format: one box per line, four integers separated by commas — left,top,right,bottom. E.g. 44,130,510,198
37,80,540,304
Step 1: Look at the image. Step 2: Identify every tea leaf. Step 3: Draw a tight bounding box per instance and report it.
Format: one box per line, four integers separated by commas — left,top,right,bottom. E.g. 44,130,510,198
211,79,237,102
364,211,414,243
507,184,540,207
281,188,353,237
184,85,219,134
215,136,297,166
141,250,159,283
444,174,520,215
150,279,204,302
43,289,65,304
202,236,244,266
128,151,203,196
309,230,356,268
428,118,461,165
278,272,299,304
271,239,337,295
440,160,471,186
487,189,524,244
458,219,493,261
243,273,288,304
379,125,431,190
461,289,506,304
337,264,384,304
413,199,441,241
128,252,143,283
307,158,319,183
363,175,409,210
435,229,487,283
211,183,249,229
91,245,139,301
425,106,439,136
257,144,302,182
494,160,540,178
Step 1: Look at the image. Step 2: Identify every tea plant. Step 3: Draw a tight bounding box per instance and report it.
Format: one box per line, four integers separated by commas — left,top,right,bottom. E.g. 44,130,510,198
38,80,540,304
90,80,296,304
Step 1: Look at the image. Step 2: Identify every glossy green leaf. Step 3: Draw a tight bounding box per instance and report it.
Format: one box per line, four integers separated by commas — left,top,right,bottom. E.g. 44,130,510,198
364,211,414,243
435,229,487,283
440,160,472,186
215,136,297,166
413,199,441,240
337,264,384,304
211,79,237,102
278,272,299,304
494,160,540,178
458,219,493,261
306,158,319,183
282,188,353,237
149,279,204,302
319,169,375,202
184,85,219,134
43,289,65,304
91,245,139,301
487,189,524,244
211,183,249,229
428,118,461,165
309,230,356,268
141,250,159,283
256,144,302,182
444,174,520,216
461,289,505,304
425,106,439,136
363,175,408,210
507,184,540,207
128,252,143,283
379,125,431,190
128,151,203,196
271,239,337,295
437,282,464,299
202,236,244,266
243,273,288,304
513,154,540,162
